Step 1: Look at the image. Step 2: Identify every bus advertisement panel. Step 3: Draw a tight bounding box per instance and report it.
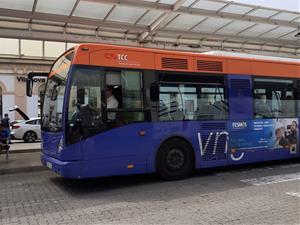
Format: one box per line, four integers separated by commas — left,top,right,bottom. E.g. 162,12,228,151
230,118,298,153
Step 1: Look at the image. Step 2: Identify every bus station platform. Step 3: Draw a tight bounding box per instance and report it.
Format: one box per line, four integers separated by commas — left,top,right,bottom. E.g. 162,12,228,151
0,141,44,175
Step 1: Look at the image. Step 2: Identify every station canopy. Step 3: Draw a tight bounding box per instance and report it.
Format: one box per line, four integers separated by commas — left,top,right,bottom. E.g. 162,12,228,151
0,0,299,58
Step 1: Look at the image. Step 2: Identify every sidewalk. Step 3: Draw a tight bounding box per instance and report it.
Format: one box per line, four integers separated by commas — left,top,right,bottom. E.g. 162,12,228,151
0,141,44,175
9,141,41,154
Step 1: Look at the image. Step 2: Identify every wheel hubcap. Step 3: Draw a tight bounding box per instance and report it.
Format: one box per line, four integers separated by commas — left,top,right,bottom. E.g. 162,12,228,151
166,148,185,170
27,133,35,142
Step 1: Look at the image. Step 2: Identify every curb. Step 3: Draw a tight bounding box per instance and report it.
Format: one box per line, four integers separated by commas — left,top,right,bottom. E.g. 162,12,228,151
0,165,46,175
9,149,41,154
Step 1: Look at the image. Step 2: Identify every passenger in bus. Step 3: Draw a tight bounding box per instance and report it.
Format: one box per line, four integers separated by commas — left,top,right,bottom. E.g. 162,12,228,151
106,86,119,121
169,94,184,120
281,95,294,117
158,100,169,121
255,94,272,118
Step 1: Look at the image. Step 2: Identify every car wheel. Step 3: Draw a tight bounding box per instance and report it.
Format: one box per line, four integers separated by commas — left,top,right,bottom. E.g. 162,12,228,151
23,131,37,143
157,138,194,181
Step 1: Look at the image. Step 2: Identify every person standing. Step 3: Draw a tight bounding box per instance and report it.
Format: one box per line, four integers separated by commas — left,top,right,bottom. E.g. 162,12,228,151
106,86,119,121
1,114,12,144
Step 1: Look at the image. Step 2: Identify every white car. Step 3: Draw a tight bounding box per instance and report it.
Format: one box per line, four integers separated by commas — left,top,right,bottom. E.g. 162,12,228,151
11,118,41,143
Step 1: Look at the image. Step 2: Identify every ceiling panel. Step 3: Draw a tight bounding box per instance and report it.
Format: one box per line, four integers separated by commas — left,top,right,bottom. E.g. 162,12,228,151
136,9,164,25
73,2,113,20
0,0,34,11
221,4,253,15
261,26,297,38
240,24,278,37
246,8,278,18
280,31,300,41
271,12,300,21
36,0,77,15
182,0,197,7
166,14,206,30
159,0,178,4
192,17,232,33
216,20,256,35
192,0,227,12
107,6,147,24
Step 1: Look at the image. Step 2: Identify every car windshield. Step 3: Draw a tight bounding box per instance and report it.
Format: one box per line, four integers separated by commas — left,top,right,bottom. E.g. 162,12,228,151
42,50,74,132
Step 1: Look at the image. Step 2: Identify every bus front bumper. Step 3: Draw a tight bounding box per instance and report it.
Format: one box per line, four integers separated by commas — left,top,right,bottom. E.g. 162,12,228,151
41,153,81,179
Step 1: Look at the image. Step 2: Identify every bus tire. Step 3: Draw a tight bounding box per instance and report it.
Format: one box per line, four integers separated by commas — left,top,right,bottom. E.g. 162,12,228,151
157,138,194,181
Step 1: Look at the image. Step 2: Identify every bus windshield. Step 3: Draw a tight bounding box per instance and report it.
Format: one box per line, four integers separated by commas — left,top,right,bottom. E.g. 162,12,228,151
42,50,74,132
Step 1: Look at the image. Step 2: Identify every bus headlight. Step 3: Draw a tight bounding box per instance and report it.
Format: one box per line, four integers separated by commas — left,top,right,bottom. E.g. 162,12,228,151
57,137,63,153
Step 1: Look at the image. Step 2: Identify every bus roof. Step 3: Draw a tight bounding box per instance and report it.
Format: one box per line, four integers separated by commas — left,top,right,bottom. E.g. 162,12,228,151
70,43,300,78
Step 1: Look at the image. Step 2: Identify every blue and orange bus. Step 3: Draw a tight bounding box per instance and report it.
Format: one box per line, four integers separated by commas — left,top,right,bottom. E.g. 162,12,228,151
32,43,299,180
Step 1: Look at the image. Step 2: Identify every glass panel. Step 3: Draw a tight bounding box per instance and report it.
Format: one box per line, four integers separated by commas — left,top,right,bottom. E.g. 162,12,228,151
295,81,300,117
67,68,103,144
106,70,143,110
241,24,278,37
26,120,35,125
247,9,277,18
0,38,18,55
192,17,232,33
136,9,163,26
105,70,145,130
73,1,112,19
45,41,66,58
271,13,299,21
158,83,227,121
221,5,253,15
253,78,296,118
67,43,77,49
196,86,227,120
166,14,206,31
192,0,226,11
0,0,34,11
262,27,296,39
107,6,146,23
217,21,256,35
35,0,76,15
159,0,177,4
121,71,143,109
42,51,73,132
21,40,43,57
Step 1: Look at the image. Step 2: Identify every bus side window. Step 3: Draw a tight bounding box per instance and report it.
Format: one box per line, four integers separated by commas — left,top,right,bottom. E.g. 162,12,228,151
66,68,104,145
157,84,227,121
253,78,296,119
106,70,145,128
297,81,300,117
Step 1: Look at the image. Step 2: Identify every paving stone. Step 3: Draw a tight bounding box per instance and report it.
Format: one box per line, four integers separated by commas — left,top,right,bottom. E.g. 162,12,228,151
0,162,299,225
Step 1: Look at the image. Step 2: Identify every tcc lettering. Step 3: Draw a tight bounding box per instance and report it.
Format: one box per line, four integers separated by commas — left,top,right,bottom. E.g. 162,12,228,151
118,54,128,61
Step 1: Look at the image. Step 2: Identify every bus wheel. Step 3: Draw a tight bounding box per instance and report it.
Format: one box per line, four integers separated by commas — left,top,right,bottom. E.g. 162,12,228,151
157,138,194,181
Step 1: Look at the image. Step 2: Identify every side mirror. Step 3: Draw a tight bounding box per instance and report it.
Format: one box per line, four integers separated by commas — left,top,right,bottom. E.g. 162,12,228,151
150,83,159,102
26,78,33,97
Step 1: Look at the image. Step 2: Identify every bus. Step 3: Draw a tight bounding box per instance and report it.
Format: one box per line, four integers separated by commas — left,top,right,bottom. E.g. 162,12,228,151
34,43,300,180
